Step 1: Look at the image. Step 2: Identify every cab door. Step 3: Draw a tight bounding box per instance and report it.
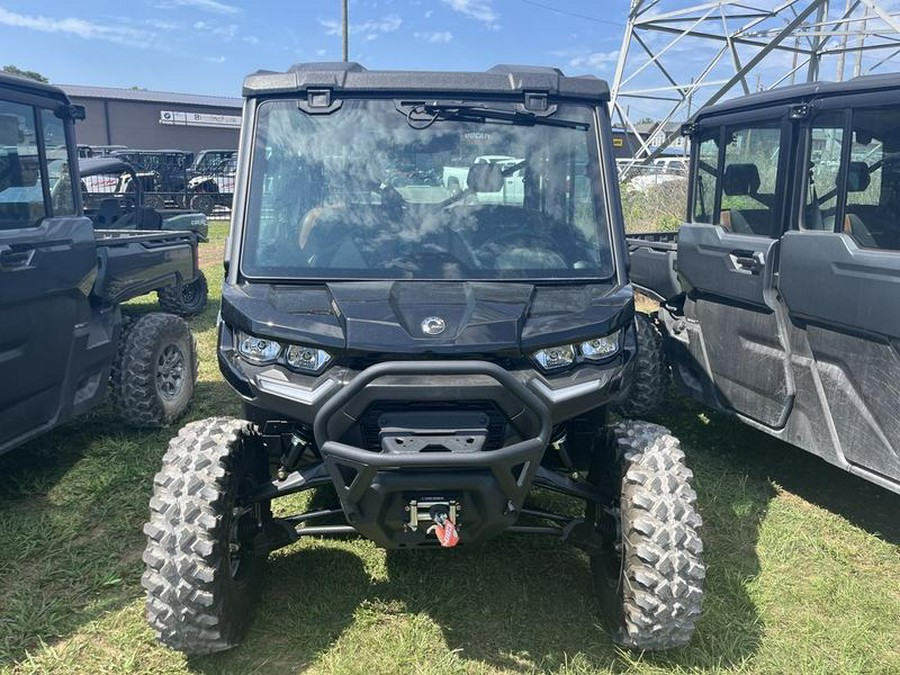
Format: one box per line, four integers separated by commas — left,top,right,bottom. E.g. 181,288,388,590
0,98,96,454
676,113,794,428
779,98,900,487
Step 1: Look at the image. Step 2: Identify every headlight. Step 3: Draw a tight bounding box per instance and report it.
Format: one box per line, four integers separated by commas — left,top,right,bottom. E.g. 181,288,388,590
532,344,576,371
531,329,621,372
285,344,333,374
235,330,333,373
580,333,620,360
237,331,281,364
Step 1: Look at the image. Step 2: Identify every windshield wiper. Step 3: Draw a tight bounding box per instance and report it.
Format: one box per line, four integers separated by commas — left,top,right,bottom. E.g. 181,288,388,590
404,103,589,131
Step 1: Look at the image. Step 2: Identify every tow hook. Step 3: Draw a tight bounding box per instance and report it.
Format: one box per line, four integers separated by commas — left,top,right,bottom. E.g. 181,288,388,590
427,504,460,548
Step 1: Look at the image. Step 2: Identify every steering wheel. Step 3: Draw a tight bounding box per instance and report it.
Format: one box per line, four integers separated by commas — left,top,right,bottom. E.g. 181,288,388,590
491,227,567,255
381,245,470,277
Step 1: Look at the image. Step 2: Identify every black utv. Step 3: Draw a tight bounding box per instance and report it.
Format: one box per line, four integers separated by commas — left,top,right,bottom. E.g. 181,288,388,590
0,73,198,455
629,73,900,496
142,63,705,654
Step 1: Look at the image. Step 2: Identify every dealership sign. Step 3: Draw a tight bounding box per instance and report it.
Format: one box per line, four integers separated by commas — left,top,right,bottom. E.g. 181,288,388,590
159,110,241,129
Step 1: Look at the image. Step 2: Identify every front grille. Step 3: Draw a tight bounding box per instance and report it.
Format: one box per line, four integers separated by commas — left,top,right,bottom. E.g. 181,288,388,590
359,400,508,452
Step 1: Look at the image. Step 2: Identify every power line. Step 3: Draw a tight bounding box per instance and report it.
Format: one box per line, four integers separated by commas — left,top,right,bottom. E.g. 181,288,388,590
516,0,623,28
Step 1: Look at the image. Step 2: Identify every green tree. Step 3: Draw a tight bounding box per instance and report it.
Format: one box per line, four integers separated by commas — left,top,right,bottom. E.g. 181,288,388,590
2,65,49,83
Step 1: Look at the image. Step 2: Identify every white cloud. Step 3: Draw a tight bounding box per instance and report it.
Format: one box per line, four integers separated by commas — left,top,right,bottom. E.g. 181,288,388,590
0,7,152,46
441,0,498,27
192,20,238,39
568,50,620,71
157,0,240,15
319,14,402,37
205,55,226,63
143,18,183,30
243,35,259,44
414,31,453,44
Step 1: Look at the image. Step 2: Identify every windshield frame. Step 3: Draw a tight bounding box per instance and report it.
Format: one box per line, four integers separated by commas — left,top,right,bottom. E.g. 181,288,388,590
237,93,615,285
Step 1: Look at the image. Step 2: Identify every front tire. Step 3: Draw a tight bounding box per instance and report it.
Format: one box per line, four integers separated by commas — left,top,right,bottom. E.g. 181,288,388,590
157,270,209,317
616,313,667,417
589,420,704,650
142,417,270,654
111,313,196,427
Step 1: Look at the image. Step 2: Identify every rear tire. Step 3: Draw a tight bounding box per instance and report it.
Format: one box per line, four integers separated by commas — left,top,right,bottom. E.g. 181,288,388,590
616,313,667,417
111,313,196,428
157,270,209,317
588,420,704,650
143,417,270,655
144,194,166,210
190,193,216,215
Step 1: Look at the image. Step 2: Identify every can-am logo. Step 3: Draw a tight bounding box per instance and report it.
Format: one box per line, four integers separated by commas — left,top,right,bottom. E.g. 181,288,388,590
421,317,446,335
463,131,492,143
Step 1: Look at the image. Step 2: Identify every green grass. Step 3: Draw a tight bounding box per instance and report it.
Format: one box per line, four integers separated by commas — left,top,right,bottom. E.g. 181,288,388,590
1,219,898,675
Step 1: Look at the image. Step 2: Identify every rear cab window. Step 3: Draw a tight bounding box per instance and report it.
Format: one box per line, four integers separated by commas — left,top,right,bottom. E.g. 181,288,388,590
804,104,900,250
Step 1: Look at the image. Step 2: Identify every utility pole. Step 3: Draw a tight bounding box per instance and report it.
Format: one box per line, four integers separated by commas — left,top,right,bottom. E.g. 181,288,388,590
342,0,349,62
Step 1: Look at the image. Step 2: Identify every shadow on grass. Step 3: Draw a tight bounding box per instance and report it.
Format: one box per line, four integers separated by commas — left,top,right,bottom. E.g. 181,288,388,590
0,408,171,666
0,382,235,667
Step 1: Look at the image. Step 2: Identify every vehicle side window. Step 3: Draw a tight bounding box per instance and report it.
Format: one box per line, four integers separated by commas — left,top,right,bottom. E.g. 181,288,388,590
844,106,900,250
719,123,781,237
41,108,76,217
804,112,845,232
0,101,47,230
692,133,717,223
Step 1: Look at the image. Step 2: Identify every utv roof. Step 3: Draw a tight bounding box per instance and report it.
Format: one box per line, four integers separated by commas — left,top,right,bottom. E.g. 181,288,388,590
242,62,609,102
694,71,900,120
0,72,71,103
79,157,135,178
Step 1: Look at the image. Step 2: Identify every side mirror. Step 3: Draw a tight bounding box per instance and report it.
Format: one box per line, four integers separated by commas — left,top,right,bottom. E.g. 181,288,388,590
56,104,86,121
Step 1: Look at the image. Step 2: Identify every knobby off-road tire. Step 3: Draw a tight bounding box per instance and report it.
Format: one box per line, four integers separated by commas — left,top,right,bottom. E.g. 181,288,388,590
157,270,209,317
111,312,197,427
616,313,667,417
589,420,704,650
143,417,270,655
190,193,216,215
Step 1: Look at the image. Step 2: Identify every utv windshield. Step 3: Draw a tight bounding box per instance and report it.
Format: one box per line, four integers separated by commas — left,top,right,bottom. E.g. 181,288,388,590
241,98,612,280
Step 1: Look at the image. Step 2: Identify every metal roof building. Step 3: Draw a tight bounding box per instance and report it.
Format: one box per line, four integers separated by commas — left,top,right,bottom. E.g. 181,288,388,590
59,84,242,154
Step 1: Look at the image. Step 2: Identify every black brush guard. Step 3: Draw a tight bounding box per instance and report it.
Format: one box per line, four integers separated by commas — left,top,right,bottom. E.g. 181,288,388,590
310,361,551,547
249,361,607,551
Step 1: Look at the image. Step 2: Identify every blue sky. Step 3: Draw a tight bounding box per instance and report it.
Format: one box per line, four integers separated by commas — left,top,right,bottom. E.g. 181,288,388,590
0,1,629,97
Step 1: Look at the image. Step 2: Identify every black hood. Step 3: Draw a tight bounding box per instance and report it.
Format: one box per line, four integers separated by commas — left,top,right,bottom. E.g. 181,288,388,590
221,280,632,355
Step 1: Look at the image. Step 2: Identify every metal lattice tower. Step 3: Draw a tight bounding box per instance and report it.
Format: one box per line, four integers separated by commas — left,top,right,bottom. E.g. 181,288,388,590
611,1,900,170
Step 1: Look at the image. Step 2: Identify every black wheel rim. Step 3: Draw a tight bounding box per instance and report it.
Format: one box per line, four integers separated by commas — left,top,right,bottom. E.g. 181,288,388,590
182,280,199,305
156,344,186,399
586,433,627,633
228,503,262,580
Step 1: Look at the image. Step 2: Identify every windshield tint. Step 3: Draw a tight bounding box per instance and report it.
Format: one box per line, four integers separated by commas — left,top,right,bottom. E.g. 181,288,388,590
241,98,612,280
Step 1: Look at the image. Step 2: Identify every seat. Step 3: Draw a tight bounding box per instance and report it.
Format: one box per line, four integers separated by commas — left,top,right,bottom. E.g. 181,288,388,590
720,163,773,236
96,198,122,227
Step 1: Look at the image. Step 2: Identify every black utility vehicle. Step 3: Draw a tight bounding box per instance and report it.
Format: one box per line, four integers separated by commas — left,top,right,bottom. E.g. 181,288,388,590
0,73,198,455
142,63,705,654
629,73,900,495
80,156,210,316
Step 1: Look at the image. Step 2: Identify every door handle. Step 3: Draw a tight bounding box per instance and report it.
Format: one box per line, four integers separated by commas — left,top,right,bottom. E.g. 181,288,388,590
0,247,35,270
731,250,764,274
